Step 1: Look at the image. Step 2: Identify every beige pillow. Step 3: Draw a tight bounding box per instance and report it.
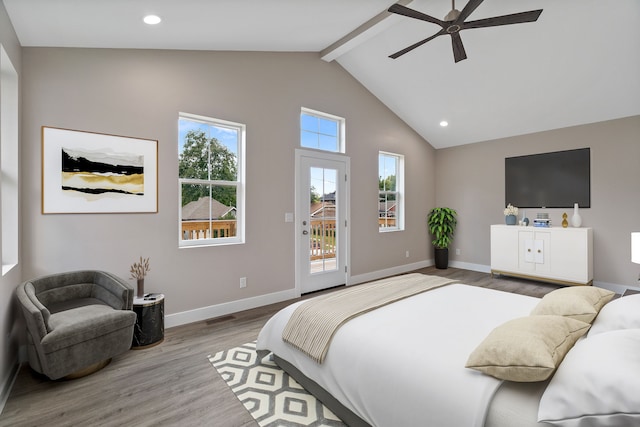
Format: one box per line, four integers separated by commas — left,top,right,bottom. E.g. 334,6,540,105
530,286,615,323
465,315,590,382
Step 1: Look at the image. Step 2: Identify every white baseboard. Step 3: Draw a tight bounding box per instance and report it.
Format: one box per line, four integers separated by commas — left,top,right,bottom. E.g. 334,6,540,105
349,260,432,286
449,260,491,273
165,288,298,329
349,260,491,286
0,360,20,415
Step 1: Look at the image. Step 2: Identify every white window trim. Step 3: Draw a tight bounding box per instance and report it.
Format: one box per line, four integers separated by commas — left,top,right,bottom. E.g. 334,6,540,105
300,107,346,154
178,112,246,248
379,151,404,233
1,45,19,274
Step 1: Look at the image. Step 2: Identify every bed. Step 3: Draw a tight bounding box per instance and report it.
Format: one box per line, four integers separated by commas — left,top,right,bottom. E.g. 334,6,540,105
256,273,640,427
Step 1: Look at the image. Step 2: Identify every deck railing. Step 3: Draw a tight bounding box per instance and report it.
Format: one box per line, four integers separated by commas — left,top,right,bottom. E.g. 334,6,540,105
378,217,397,228
310,219,337,260
181,220,236,240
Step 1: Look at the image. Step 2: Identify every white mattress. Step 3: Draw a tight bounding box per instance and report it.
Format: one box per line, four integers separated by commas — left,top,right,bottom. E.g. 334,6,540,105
257,283,541,427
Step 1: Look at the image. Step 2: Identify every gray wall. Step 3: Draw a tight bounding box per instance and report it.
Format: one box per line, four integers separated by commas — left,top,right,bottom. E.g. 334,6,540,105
0,0,22,408
436,116,640,289
20,47,436,318
5,35,638,405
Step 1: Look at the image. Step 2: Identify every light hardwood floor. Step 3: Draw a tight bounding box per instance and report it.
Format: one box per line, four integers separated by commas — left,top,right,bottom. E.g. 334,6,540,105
0,268,561,427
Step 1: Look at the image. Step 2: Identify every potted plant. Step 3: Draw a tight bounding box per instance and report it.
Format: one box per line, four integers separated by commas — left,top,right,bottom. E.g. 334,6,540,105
427,207,457,269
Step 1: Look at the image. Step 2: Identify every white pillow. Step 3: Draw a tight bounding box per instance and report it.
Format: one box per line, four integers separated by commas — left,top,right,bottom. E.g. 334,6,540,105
538,329,640,427
589,294,640,336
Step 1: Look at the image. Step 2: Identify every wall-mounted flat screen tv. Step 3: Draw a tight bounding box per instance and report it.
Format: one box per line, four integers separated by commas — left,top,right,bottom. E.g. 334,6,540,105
505,148,590,208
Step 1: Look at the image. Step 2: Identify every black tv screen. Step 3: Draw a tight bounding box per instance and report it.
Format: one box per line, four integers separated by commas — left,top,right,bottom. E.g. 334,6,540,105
505,148,590,209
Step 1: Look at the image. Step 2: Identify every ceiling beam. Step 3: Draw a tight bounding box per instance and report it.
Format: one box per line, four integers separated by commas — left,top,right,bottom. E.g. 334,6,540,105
320,0,414,62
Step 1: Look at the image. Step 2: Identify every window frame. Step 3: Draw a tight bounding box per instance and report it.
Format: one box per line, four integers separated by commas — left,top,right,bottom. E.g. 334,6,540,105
300,107,345,154
378,151,405,233
178,112,246,248
1,45,19,274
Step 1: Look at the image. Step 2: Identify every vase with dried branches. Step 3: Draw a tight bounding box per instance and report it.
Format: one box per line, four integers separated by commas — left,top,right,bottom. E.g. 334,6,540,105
130,256,150,298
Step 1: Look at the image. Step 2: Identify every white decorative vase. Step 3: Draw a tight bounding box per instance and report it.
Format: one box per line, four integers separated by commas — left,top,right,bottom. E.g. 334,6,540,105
571,203,582,228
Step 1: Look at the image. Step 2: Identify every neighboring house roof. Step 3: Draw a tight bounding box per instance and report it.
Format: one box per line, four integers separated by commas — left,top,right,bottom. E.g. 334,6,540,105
322,191,336,202
379,202,396,216
182,197,235,220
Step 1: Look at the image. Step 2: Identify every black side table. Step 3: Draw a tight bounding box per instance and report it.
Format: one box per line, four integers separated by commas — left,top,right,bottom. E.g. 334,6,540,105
132,293,164,349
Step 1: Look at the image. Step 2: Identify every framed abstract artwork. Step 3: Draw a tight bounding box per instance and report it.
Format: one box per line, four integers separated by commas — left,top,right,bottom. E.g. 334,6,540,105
42,127,158,214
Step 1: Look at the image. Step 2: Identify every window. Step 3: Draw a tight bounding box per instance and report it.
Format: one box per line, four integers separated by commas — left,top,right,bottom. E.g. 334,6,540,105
1,45,18,274
300,108,345,153
379,151,404,232
178,113,245,247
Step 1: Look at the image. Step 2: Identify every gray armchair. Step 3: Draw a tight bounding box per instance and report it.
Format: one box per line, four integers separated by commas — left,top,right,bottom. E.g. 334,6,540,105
16,270,137,380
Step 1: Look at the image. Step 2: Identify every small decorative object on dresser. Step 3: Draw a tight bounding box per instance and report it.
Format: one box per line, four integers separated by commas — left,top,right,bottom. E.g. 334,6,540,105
534,212,552,228
571,203,582,227
130,256,150,298
562,213,568,228
504,204,518,225
521,210,529,226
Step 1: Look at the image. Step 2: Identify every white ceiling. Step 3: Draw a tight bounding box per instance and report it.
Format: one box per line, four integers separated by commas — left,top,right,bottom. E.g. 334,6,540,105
4,0,640,149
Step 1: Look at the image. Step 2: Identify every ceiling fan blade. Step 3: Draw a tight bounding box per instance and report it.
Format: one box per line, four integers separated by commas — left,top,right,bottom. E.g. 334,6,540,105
388,3,445,27
456,0,485,23
389,32,444,59
463,9,543,29
450,32,467,63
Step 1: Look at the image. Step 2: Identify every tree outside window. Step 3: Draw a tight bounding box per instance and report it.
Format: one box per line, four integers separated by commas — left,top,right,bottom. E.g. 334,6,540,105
178,113,245,246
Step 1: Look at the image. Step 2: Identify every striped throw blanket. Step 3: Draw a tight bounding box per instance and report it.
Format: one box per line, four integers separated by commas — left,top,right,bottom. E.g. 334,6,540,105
282,273,457,363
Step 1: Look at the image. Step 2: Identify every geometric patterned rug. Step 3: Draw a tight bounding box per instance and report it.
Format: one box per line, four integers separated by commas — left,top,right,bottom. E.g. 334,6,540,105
208,342,347,427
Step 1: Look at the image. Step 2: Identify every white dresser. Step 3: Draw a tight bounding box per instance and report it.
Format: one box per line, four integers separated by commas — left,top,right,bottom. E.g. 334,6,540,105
490,224,593,286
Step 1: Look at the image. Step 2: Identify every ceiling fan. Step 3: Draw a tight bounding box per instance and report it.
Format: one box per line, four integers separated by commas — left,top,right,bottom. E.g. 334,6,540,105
388,0,543,63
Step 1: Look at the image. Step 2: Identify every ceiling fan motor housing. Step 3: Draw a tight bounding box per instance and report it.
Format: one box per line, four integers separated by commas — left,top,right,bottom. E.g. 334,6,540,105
444,9,461,21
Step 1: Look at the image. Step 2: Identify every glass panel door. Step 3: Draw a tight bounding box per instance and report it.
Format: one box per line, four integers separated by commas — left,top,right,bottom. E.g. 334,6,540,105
296,151,347,294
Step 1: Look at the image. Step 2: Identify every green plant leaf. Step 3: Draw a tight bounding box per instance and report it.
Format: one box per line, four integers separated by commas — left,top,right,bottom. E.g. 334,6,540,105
427,207,457,249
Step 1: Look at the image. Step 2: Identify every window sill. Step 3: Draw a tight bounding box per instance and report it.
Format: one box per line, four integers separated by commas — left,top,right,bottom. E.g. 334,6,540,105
2,263,17,277
379,228,403,233
179,239,245,249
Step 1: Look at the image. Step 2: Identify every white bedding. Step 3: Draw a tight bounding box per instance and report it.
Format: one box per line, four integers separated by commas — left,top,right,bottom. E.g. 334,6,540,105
256,283,541,427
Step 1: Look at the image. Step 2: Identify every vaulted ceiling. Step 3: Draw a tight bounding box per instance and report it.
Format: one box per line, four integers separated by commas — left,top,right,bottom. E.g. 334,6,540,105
4,0,639,148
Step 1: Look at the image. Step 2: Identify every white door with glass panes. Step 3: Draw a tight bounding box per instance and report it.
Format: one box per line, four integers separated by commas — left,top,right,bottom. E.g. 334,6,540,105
295,150,348,294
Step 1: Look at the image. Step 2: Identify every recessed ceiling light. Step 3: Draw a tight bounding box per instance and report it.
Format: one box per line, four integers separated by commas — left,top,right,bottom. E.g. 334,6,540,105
440,121,449,127
143,15,162,25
